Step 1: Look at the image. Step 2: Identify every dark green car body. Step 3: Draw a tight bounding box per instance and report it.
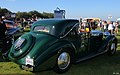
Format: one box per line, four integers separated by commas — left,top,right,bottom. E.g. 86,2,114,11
8,19,117,73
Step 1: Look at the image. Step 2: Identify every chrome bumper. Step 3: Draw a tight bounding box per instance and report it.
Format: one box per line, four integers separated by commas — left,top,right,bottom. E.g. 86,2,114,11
22,65,33,71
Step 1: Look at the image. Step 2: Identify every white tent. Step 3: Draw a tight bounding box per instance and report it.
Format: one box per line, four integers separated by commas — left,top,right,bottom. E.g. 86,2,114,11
117,18,120,21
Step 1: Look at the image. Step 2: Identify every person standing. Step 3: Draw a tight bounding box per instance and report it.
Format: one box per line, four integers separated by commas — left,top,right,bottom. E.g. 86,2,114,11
108,21,114,34
115,22,119,34
0,15,7,53
103,21,108,32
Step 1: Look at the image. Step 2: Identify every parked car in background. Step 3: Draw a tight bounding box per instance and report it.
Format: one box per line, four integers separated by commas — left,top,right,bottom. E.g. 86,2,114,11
8,19,117,73
4,20,24,39
0,20,24,55
4,20,16,29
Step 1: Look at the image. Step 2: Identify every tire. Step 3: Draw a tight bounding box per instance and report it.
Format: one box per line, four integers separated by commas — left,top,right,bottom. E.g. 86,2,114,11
53,50,73,74
107,41,116,55
2,52,10,62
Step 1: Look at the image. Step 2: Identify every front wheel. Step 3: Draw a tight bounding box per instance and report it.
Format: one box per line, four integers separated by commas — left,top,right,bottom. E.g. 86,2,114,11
54,50,72,74
107,42,116,55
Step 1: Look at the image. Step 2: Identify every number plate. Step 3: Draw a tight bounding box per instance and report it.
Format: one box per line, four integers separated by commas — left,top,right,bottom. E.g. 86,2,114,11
26,58,34,66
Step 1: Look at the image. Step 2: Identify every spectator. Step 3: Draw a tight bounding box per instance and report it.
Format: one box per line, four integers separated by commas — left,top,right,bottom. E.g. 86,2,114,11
103,21,108,32
0,15,7,53
22,18,28,29
31,17,37,23
115,22,119,34
108,21,114,34
98,20,103,31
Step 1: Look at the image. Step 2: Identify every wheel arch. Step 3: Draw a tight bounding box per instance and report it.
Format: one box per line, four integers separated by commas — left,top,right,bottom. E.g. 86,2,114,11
34,41,76,71
105,35,117,47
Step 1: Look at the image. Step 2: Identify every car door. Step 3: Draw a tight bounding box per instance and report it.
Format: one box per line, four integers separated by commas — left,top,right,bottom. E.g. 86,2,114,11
89,30,103,53
78,31,91,58
64,23,90,58
66,24,80,49
65,23,89,58
64,23,81,55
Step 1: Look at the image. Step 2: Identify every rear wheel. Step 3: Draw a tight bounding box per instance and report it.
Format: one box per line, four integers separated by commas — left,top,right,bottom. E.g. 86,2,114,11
54,50,72,73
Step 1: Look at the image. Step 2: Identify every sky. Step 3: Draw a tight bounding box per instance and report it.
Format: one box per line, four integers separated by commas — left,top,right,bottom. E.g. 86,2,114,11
0,0,120,20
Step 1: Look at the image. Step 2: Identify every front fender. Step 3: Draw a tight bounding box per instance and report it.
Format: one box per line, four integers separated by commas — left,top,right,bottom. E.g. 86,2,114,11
34,40,76,71
102,35,117,51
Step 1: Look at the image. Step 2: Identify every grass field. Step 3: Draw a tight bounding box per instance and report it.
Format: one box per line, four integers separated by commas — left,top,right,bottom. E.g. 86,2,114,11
0,31,120,75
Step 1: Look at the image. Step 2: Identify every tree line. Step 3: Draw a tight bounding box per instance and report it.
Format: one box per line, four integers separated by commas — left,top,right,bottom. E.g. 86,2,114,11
0,7,54,19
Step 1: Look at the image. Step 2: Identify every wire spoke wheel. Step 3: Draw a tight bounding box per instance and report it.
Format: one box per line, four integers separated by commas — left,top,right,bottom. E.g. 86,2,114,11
58,52,70,70
108,42,116,55
54,50,72,74
110,43,116,54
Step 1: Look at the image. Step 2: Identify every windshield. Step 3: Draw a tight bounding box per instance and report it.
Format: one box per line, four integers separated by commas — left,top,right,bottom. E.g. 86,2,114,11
33,26,50,33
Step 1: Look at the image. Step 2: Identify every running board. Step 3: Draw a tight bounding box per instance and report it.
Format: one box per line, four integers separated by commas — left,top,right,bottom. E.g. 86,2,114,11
76,50,108,63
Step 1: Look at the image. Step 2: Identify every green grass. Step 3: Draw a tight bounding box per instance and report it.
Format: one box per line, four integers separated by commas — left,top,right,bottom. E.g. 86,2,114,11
0,62,32,74
0,30,120,75
1,50,120,75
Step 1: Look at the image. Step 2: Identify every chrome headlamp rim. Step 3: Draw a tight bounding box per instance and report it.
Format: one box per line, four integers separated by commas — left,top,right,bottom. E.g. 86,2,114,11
104,31,110,36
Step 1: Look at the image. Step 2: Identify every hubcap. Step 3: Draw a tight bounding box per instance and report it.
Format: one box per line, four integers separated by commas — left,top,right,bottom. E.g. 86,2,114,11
58,52,70,70
111,43,115,53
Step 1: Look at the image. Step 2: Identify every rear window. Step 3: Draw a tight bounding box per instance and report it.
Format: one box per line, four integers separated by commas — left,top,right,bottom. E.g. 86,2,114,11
33,26,50,33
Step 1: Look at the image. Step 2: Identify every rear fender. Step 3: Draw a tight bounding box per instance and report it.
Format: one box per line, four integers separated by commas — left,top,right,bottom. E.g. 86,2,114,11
34,40,76,71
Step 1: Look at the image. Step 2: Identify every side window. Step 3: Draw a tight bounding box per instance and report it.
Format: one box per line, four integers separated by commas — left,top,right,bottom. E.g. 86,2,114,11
64,26,71,35
62,23,79,38
69,24,79,36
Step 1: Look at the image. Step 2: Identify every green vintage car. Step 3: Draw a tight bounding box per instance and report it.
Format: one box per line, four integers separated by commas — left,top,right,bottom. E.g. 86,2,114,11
8,19,117,73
